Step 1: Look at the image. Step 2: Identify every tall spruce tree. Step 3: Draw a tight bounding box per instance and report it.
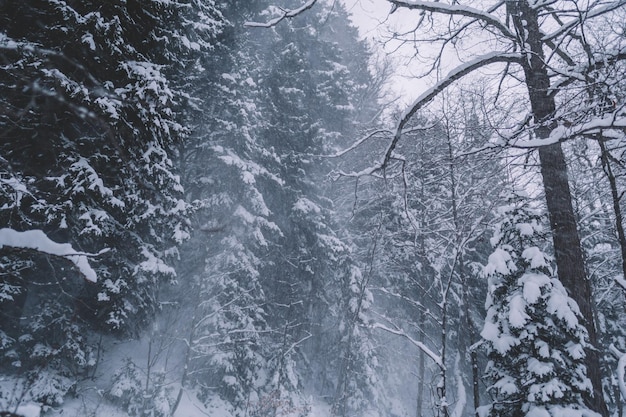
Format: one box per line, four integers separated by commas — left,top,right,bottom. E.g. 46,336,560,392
481,192,596,417
255,4,385,415
0,0,222,407
175,1,386,415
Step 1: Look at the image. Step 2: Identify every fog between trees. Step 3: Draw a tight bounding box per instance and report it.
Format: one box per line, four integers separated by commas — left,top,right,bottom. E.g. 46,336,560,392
0,1,626,417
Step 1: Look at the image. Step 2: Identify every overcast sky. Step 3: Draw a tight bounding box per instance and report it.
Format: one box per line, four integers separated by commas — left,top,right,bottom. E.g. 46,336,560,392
340,0,429,106
342,0,390,36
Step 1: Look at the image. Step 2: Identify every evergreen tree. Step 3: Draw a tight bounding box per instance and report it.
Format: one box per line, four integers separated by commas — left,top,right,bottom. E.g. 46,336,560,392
174,1,385,414
0,0,222,407
254,4,385,414
481,192,596,417
174,3,281,413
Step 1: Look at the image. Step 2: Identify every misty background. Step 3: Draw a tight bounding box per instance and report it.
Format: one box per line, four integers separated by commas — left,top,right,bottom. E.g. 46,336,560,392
1,1,626,417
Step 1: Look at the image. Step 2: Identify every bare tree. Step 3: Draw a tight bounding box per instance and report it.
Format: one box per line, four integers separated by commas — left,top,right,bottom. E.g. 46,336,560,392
378,2,625,415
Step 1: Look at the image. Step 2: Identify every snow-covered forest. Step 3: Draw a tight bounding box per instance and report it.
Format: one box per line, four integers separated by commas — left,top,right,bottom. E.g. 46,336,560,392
0,1,625,416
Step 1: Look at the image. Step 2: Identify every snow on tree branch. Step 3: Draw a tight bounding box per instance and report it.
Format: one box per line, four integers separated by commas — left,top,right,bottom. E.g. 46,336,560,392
320,129,392,159
381,52,522,169
319,124,434,160
372,322,445,370
542,0,626,42
0,228,108,282
507,112,626,148
388,0,515,39
549,47,626,97
0,33,102,90
244,0,318,28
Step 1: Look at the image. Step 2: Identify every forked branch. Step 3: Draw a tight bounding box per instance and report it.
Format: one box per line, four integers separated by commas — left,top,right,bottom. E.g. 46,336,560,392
388,0,515,39
381,52,522,169
541,0,626,42
244,0,318,28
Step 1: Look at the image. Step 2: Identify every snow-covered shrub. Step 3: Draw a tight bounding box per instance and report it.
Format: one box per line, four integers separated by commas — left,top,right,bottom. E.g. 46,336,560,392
480,191,598,417
249,390,311,417
108,358,144,416
142,372,172,417
108,359,172,417
27,370,75,407
0,300,96,407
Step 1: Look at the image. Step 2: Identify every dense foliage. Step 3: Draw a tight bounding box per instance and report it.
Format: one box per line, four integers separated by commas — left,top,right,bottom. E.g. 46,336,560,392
0,1,625,417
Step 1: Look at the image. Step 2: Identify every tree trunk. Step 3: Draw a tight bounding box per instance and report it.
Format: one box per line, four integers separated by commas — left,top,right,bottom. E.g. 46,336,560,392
599,139,626,282
507,2,608,415
416,309,425,417
459,254,480,417
439,282,449,417
537,143,606,414
446,128,476,417
416,144,428,417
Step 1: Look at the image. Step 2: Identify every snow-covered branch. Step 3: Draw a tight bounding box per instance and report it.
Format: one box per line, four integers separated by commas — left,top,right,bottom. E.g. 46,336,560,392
372,322,445,370
0,33,102,90
332,164,386,179
548,47,626,97
508,112,626,148
373,287,442,325
381,52,522,169
283,331,312,357
320,129,391,159
388,0,515,39
244,0,317,28
542,0,626,42
319,124,434,160
0,228,108,282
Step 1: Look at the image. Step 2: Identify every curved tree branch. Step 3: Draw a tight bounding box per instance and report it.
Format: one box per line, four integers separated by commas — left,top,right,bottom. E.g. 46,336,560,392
388,0,516,39
381,52,522,169
372,322,445,371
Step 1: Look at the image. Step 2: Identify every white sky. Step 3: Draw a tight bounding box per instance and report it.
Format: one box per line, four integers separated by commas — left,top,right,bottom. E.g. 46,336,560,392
341,0,391,35
339,0,433,106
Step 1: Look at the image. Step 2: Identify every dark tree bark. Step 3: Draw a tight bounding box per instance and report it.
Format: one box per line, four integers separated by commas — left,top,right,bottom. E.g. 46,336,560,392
599,139,626,283
507,2,608,415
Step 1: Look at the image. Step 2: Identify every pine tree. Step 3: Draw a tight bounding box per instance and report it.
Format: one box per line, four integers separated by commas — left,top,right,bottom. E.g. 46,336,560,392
0,0,223,407
172,3,292,414
175,1,385,414
254,4,385,414
481,191,596,417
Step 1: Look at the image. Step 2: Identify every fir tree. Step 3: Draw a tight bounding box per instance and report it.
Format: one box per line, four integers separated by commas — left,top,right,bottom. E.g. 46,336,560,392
481,191,597,417
176,1,385,414
0,0,223,407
